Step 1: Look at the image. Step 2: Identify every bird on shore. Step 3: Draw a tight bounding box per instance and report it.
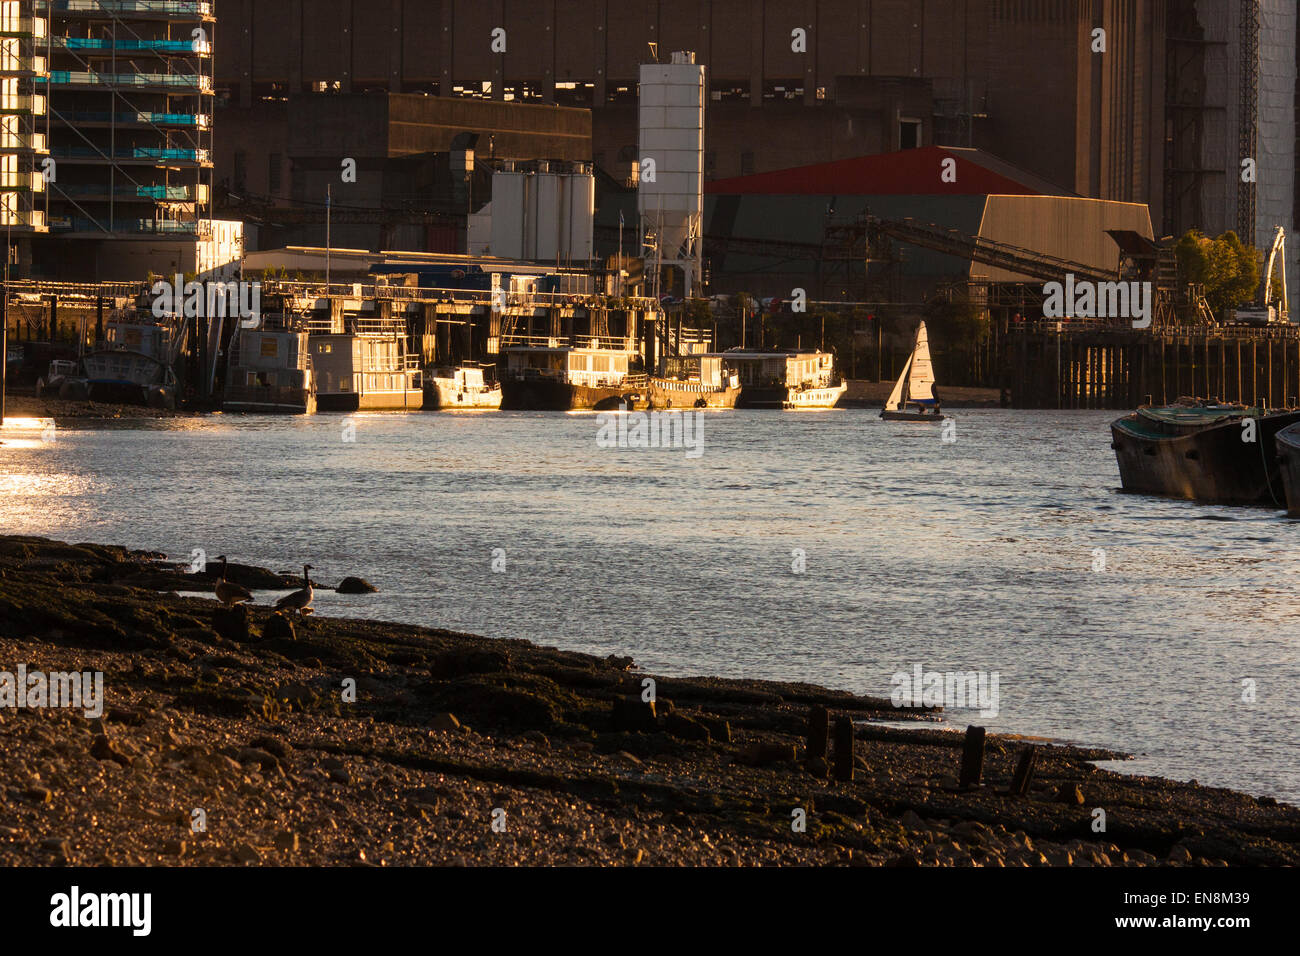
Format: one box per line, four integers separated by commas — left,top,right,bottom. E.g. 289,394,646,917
212,555,253,608
274,564,315,617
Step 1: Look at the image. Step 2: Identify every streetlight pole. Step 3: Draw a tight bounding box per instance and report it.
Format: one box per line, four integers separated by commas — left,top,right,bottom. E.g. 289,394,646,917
325,183,332,289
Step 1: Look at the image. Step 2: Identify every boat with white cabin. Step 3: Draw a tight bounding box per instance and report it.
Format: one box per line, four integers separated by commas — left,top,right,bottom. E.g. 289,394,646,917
702,348,846,409
426,363,503,409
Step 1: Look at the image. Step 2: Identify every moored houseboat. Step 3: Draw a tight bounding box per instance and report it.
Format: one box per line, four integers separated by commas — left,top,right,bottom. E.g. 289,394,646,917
222,316,316,414
309,317,423,411
1110,401,1300,505
648,354,740,409
702,348,846,409
500,338,644,410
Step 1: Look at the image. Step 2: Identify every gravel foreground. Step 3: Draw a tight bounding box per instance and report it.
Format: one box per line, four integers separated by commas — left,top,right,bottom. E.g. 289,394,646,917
1,535,1297,867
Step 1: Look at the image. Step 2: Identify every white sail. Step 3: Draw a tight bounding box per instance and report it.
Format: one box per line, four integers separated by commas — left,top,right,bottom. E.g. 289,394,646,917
885,353,913,410
908,321,936,403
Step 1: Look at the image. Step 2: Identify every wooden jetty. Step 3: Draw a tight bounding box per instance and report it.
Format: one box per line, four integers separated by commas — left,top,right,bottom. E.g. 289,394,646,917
1006,321,1300,410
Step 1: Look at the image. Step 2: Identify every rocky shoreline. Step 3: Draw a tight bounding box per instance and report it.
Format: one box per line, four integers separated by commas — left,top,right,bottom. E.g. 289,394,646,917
1,534,1296,867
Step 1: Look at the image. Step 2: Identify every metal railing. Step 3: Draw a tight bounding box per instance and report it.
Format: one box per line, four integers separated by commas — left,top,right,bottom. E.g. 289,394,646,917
43,1,214,17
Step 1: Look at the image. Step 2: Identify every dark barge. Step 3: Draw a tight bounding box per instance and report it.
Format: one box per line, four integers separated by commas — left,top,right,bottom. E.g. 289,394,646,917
1110,402,1300,505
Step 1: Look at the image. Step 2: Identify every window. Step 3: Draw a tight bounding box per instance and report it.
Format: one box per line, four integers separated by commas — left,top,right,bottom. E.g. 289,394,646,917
233,150,247,191
900,118,922,150
268,153,282,195
740,151,755,175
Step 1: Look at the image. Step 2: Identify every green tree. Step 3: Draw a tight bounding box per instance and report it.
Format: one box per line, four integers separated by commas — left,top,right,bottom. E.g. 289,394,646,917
1174,229,1262,316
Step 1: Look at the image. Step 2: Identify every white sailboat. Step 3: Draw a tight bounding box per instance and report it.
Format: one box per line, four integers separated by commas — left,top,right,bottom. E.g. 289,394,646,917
881,321,944,422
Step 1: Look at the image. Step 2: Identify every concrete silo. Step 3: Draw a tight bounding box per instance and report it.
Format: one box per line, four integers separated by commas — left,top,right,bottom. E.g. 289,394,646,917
638,51,705,298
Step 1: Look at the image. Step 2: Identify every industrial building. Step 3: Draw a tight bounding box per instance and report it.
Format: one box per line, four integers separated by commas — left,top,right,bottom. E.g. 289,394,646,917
699,145,1153,302
214,1,1166,212
215,92,592,253
211,1,1297,303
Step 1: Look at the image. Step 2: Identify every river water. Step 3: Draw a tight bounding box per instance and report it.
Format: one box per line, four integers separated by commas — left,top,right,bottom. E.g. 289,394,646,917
3,407,1297,803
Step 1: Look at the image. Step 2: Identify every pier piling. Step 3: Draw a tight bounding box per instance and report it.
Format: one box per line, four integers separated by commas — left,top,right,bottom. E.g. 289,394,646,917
1009,746,1038,796
959,726,986,789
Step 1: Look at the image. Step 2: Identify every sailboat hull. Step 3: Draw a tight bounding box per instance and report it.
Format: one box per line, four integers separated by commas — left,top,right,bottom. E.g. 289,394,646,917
880,409,944,422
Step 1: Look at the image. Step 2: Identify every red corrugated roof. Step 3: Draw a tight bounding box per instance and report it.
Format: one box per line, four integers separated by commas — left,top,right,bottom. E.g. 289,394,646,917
704,146,1053,197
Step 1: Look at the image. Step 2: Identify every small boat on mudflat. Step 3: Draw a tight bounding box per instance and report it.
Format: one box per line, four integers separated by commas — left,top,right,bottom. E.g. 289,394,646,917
881,320,943,422
1110,401,1300,505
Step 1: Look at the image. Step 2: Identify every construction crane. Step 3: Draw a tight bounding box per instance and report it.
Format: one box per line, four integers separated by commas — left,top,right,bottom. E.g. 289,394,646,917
1235,226,1288,325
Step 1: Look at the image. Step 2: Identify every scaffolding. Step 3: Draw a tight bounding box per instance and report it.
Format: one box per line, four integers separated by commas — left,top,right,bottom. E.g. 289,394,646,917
36,0,214,237
0,1,50,238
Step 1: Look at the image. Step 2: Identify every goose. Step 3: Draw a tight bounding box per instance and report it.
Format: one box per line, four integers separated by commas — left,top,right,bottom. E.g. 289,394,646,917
274,564,315,616
212,555,253,608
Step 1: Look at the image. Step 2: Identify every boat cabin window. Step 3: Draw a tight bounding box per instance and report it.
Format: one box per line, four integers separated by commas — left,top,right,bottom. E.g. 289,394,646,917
260,336,279,358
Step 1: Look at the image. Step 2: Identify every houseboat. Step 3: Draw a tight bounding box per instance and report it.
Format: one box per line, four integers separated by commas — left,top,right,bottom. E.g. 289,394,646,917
426,364,503,409
223,316,316,415
308,317,423,411
702,348,847,409
500,338,644,410
648,354,740,409
1111,400,1300,505
80,311,181,408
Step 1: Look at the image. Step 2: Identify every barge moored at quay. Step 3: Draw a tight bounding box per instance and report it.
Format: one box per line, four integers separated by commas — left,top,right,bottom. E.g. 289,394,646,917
1110,401,1300,505
499,339,645,411
223,314,316,415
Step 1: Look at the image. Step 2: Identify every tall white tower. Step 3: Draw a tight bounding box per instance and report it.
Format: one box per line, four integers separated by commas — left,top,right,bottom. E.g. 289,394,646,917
638,51,705,298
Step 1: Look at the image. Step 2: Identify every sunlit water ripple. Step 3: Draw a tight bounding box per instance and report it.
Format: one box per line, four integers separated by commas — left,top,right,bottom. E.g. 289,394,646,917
3,408,1298,803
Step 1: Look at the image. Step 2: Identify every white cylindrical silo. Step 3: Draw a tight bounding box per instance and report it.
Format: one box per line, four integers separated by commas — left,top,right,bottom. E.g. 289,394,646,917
639,51,705,295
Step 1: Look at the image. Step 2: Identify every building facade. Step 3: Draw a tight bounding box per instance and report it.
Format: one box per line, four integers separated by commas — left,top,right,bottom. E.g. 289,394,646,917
1,0,50,248
214,0,1168,217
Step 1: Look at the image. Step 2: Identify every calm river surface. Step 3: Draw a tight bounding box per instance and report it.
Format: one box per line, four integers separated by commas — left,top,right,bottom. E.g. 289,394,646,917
3,407,1298,803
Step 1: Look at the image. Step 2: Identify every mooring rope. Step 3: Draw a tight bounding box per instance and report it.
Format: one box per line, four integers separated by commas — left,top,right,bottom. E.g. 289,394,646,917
1259,415,1281,506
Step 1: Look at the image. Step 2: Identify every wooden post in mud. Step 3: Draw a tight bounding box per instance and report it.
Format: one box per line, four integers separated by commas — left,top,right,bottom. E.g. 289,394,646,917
1010,746,1038,796
959,725,985,788
807,705,829,764
0,294,6,427
832,717,854,782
